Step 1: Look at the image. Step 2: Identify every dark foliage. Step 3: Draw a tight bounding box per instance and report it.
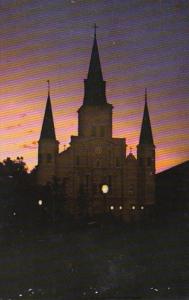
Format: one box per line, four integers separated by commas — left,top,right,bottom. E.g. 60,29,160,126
0,158,66,231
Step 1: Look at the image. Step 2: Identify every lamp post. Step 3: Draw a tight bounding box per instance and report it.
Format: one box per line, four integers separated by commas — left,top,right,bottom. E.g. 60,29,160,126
101,184,109,214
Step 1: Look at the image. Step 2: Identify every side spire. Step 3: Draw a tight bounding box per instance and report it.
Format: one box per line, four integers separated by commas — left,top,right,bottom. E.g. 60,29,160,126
40,80,56,140
83,25,107,105
139,88,154,145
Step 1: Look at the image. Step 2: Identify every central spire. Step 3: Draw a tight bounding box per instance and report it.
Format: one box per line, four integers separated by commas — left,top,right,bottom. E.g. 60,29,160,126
87,24,103,82
83,25,107,105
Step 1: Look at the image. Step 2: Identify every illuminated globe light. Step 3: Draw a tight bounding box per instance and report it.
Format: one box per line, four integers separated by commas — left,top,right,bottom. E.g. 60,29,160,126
101,184,109,194
132,205,136,210
110,205,114,210
141,206,144,210
38,200,43,206
119,206,123,210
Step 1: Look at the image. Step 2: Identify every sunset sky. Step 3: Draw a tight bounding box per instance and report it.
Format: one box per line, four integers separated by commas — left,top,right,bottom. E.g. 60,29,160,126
1,0,189,172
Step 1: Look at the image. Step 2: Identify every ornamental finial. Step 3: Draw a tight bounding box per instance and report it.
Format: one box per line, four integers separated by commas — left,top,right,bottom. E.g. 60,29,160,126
145,87,147,103
94,23,98,37
47,80,50,96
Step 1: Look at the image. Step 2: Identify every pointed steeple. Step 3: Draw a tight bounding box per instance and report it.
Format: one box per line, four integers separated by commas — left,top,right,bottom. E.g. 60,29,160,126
40,81,56,140
83,24,107,105
139,88,154,145
87,24,103,82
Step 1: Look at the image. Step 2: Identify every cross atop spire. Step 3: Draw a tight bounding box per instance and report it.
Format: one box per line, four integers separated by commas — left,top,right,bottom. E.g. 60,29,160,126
94,23,98,37
47,79,50,96
145,87,147,103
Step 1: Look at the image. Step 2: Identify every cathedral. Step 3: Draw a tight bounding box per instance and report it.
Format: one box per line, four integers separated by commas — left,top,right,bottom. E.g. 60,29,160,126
37,29,156,221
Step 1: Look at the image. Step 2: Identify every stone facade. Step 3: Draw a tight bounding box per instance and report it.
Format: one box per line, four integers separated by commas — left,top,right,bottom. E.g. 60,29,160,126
37,32,156,221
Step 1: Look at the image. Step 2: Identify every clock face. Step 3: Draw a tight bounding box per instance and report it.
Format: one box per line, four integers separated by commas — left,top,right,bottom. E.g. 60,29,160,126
95,146,102,154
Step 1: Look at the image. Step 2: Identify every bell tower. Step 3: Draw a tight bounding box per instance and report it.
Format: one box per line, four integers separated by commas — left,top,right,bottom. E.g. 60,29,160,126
37,81,59,185
78,25,113,139
137,89,156,206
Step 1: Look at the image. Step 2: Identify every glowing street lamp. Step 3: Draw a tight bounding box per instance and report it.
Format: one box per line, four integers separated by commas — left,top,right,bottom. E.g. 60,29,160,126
38,200,43,206
101,184,109,194
101,184,109,213
132,205,136,210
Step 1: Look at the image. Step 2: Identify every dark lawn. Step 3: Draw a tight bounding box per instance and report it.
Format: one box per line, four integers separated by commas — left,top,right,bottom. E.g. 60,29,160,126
0,213,188,300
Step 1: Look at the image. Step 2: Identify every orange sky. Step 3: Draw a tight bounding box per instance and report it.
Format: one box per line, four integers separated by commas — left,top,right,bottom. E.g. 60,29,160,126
1,1,189,173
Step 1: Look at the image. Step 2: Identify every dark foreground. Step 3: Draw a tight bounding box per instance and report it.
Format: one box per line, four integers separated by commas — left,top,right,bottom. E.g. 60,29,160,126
0,213,188,300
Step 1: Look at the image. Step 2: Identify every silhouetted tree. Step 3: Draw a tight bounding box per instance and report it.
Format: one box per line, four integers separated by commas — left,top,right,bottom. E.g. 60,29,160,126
0,158,69,230
0,157,30,227
1,156,28,179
